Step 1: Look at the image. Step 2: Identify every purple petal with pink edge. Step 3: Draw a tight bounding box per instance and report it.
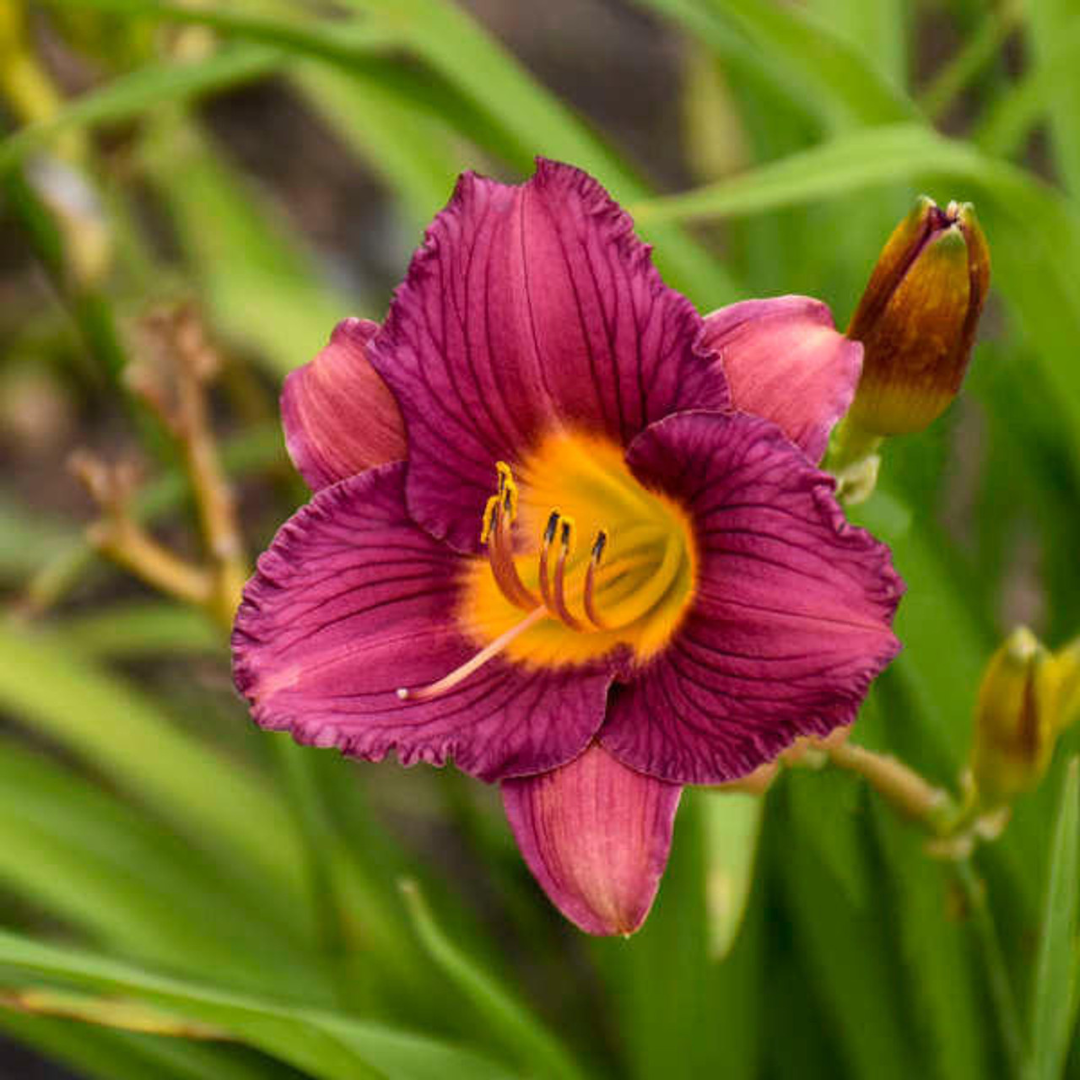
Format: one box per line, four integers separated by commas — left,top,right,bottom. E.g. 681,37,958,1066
281,318,407,490
501,742,681,936
599,410,903,785
232,463,615,782
702,296,862,463
367,158,730,553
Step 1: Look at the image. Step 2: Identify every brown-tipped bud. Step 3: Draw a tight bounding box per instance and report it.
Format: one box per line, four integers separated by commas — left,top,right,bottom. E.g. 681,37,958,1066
846,197,990,436
970,627,1058,807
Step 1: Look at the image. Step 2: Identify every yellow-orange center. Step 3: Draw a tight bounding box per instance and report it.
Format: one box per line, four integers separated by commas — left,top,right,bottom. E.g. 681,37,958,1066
457,431,697,673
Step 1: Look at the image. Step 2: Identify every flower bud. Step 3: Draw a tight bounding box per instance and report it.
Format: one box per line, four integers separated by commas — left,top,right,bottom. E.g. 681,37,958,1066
1053,638,1080,731
970,627,1058,807
846,196,990,436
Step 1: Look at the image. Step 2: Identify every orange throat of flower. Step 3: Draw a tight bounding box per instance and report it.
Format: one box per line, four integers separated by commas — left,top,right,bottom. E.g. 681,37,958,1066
399,431,697,702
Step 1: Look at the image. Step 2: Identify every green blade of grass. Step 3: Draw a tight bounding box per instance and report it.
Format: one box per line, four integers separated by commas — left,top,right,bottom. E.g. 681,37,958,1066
976,20,1080,159
335,0,739,308
399,880,585,1080
0,46,283,176
57,603,222,658
633,123,1080,468
1026,758,1080,1080
700,790,762,961
0,1011,288,1080
0,619,305,903
1025,0,1080,196
138,110,354,377
0,931,518,1080
0,738,328,999
40,0,401,67
691,0,915,125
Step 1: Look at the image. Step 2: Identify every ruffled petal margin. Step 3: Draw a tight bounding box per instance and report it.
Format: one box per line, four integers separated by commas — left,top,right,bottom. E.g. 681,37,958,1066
281,318,407,490
232,463,613,782
368,158,730,553
702,297,862,463
501,742,681,936
599,410,903,785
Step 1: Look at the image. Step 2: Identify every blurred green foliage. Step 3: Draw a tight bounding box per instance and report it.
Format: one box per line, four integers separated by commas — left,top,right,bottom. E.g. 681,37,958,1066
1,0,1080,1077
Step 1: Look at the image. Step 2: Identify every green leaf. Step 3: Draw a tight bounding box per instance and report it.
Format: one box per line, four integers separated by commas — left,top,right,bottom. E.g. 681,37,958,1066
58,603,221,658
0,931,519,1080
777,772,921,1080
0,1010,287,1080
0,47,282,176
699,0,915,126
871,804,990,1080
41,0,402,68
976,19,1080,160
0,619,305,903
1025,0,1080,196
0,738,327,998
400,881,585,1080
334,0,739,309
699,791,763,960
633,123,1080,468
809,0,907,86
1027,757,1080,1080
138,111,354,377
590,793,735,1079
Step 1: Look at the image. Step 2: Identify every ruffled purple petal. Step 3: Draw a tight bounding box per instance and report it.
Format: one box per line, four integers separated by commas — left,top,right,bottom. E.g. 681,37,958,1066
599,410,903,785
501,742,681,936
702,297,862,463
281,318,407,490
232,463,614,782
368,158,730,553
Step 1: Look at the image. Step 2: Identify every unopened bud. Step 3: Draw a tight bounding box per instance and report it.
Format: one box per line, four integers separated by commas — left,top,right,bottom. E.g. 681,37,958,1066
846,197,990,436
1053,638,1080,731
970,627,1058,807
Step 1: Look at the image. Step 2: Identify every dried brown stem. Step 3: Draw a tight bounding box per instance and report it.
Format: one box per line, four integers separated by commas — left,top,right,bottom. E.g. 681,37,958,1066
127,305,249,626
70,450,213,609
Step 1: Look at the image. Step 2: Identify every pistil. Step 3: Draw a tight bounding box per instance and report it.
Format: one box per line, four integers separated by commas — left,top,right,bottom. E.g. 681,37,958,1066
397,605,548,702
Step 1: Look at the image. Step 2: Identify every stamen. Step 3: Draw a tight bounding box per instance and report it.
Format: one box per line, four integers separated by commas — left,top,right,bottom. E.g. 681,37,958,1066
600,531,683,629
538,509,559,610
487,502,539,609
480,495,499,545
552,517,583,630
583,529,609,629
397,605,547,702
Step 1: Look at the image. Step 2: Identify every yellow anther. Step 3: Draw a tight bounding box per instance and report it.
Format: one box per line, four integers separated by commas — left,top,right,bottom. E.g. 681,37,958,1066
503,478,519,522
480,495,499,545
495,461,519,523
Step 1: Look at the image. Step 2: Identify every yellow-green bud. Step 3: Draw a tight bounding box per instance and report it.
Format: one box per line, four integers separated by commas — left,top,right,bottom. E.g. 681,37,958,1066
1053,638,1080,731
846,197,990,436
970,627,1058,807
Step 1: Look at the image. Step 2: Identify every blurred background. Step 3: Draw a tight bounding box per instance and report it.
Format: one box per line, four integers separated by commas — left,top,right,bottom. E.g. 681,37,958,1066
2,1,1080,1078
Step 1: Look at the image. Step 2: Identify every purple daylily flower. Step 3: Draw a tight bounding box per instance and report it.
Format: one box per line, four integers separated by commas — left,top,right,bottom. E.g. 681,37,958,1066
232,160,903,936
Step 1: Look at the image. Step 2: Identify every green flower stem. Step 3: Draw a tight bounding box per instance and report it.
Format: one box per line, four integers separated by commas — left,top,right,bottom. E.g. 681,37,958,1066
825,740,954,831
954,857,1026,1079
823,416,884,506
